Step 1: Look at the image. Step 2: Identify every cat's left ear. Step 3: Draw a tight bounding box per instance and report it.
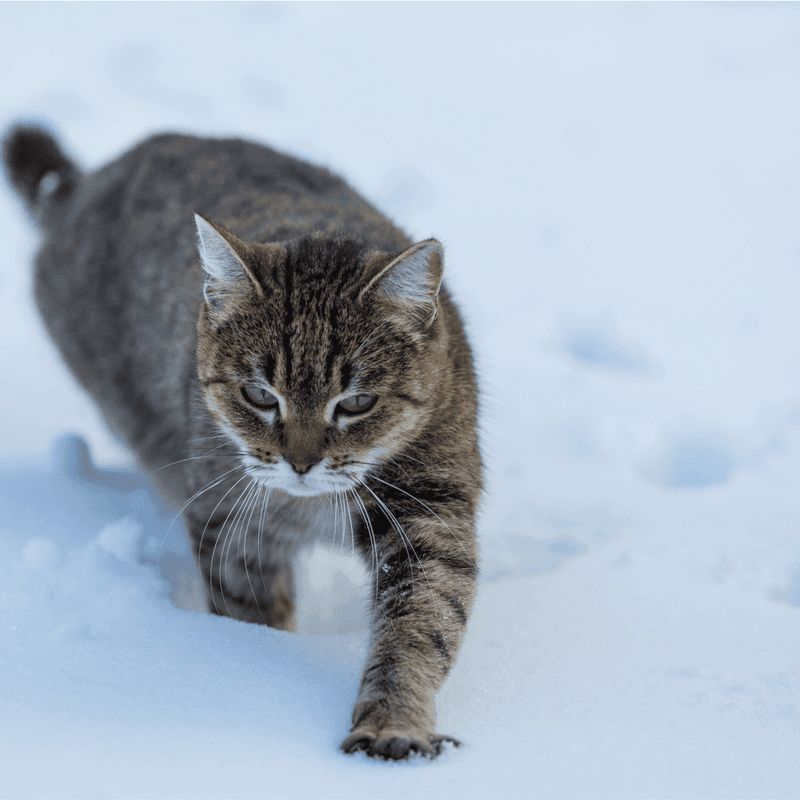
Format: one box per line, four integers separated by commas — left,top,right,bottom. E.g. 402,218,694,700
194,214,264,308
361,239,444,325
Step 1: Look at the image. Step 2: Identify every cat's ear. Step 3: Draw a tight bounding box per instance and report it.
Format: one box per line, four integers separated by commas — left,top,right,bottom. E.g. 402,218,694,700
360,239,444,325
194,214,264,309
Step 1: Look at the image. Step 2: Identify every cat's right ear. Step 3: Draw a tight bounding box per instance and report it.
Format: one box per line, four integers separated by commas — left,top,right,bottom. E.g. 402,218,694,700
360,239,444,327
194,214,264,311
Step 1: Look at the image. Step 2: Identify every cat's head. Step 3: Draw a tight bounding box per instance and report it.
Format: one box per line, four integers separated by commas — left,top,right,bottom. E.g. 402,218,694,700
194,215,449,498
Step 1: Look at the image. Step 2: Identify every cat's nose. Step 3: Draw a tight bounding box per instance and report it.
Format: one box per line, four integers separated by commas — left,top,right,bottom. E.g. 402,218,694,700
286,457,319,476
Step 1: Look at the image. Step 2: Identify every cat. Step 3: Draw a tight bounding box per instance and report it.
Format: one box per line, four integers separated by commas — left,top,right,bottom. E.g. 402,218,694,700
3,125,482,761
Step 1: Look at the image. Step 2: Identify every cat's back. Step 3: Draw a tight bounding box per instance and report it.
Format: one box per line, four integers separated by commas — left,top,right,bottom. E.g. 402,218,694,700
81,133,406,247
37,132,409,318
116,132,358,232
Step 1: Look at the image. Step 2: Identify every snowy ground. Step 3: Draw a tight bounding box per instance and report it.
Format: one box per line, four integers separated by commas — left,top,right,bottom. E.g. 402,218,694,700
2,3,800,798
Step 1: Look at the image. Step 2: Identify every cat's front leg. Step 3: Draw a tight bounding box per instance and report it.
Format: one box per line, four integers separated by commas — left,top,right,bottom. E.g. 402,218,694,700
342,512,477,760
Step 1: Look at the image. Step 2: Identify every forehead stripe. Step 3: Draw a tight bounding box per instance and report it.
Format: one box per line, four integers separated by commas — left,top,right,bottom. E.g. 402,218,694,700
323,328,342,386
339,360,353,394
263,354,275,386
282,257,294,385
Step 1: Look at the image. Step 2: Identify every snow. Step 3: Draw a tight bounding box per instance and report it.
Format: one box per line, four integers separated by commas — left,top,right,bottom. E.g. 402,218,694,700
2,3,800,797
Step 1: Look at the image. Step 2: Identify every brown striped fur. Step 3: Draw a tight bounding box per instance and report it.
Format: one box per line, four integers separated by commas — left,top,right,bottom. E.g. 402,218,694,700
3,126,481,761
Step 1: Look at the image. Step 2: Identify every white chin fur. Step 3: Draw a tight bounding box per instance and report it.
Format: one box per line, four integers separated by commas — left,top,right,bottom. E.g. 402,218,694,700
278,482,334,498
244,462,351,497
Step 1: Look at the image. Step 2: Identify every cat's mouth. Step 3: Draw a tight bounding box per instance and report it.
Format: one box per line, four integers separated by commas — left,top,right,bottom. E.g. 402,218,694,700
243,456,358,498
279,473,334,497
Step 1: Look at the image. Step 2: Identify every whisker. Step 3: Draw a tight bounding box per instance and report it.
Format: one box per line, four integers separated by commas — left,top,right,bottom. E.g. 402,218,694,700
390,452,430,468
332,487,341,551
367,475,475,567
335,491,347,552
349,489,379,610
156,464,247,558
346,491,356,556
184,432,234,446
214,480,254,618
220,479,260,614
340,491,352,553
256,483,271,600
240,480,265,621
349,458,415,483
358,479,433,597
201,473,253,613
386,457,414,482
155,441,236,472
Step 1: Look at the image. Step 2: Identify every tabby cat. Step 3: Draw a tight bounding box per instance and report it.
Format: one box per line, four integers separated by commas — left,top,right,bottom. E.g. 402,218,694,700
3,126,481,760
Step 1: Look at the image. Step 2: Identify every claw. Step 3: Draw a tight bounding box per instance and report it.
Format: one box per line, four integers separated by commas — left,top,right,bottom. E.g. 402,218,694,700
430,735,461,756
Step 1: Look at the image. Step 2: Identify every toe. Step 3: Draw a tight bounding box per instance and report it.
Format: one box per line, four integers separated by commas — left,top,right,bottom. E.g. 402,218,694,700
340,732,375,754
371,736,430,761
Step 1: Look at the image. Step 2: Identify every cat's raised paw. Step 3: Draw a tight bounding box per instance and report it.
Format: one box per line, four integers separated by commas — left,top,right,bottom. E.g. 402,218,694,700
340,732,460,761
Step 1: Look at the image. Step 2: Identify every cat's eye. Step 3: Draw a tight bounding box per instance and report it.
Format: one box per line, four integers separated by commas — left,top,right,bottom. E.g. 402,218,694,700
336,393,378,415
241,384,279,410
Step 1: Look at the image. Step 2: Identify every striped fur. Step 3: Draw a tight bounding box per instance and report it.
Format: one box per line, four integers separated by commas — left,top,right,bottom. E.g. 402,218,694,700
3,126,482,761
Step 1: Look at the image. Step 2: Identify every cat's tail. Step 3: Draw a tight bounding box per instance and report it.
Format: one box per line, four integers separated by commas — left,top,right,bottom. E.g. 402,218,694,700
2,125,81,227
